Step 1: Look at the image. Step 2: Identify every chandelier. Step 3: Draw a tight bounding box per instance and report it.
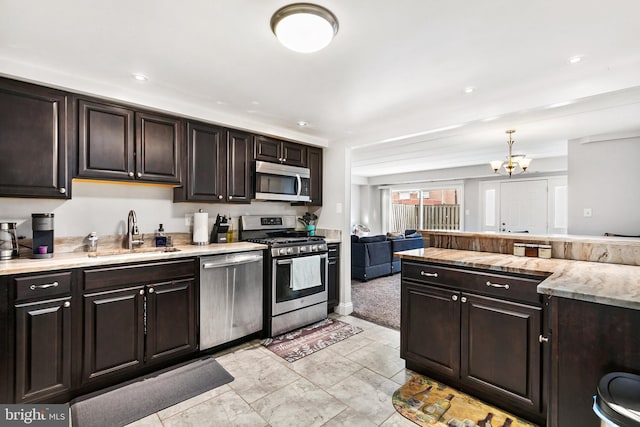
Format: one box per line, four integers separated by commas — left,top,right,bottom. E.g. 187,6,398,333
489,129,532,177
270,3,339,53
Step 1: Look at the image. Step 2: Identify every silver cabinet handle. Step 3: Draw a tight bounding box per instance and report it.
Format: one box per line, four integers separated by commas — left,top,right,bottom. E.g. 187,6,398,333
452,295,458,301
128,171,134,177
420,271,438,277
148,287,154,293
30,281,58,290
229,196,233,200
218,195,223,200
461,296,467,303
486,281,510,290
283,158,287,163
137,172,142,178
63,301,71,308
59,187,66,194
539,335,549,343
139,289,144,295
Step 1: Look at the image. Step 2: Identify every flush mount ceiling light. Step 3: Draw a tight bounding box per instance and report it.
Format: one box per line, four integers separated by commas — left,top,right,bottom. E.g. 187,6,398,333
489,129,532,177
270,3,339,53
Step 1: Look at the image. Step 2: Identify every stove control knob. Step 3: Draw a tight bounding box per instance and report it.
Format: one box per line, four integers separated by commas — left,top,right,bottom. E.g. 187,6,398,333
300,246,307,253
311,245,318,251
287,247,294,254
279,248,287,255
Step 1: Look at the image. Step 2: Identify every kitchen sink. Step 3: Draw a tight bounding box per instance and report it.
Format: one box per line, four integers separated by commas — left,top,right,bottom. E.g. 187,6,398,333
89,247,181,257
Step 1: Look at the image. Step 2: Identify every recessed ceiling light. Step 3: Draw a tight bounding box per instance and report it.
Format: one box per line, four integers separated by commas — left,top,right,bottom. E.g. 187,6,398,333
132,73,148,82
568,55,584,64
297,121,308,127
464,87,475,94
250,100,260,105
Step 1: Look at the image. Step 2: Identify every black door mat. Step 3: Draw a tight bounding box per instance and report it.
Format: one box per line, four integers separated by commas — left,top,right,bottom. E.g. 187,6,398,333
71,356,233,426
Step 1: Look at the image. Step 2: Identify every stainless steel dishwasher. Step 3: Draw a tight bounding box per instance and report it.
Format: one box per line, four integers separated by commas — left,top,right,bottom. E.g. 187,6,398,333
199,251,263,350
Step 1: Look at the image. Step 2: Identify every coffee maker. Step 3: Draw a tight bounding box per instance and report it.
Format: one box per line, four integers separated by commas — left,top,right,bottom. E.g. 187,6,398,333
210,214,229,243
0,222,19,260
32,213,54,258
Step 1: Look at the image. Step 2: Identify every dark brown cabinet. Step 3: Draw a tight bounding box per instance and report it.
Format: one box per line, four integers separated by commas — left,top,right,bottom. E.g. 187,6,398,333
82,259,196,385
327,243,340,312
174,123,252,203
401,260,547,425
13,271,73,403
306,146,323,206
78,98,182,184
254,135,306,167
0,78,70,198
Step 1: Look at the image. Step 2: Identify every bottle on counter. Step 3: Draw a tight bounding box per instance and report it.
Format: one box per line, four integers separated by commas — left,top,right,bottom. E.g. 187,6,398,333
226,218,233,243
155,224,167,247
88,231,98,256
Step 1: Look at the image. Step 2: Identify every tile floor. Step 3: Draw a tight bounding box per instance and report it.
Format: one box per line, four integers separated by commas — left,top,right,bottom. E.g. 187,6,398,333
126,314,417,427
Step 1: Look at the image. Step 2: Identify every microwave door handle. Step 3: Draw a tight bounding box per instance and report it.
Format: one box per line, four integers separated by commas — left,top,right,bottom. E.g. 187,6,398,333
296,174,302,197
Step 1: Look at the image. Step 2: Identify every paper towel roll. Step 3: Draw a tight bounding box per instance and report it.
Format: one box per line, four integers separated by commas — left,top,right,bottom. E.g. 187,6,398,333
193,211,209,245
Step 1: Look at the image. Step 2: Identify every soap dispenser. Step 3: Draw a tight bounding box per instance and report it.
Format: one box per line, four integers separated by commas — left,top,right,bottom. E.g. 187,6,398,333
155,224,167,247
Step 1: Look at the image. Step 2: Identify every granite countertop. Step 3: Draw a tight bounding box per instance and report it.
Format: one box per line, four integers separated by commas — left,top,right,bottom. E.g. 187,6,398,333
0,242,268,276
396,248,640,310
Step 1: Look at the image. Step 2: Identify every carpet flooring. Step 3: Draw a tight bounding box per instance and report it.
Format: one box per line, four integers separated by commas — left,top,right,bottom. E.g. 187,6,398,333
70,357,233,427
351,274,401,330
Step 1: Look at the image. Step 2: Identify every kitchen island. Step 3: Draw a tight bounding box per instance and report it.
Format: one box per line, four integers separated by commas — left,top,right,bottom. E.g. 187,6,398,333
396,247,640,427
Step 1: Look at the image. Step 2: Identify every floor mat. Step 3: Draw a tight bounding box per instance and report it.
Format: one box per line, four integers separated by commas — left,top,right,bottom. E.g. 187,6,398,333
393,374,538,427
263,318,363,362
71,356,233,426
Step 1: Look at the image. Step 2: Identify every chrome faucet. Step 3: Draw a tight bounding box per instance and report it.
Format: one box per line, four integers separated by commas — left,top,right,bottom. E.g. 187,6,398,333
126,210,144,250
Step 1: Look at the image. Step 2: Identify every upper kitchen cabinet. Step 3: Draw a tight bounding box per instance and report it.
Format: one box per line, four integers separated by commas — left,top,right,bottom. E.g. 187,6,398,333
306,146,323,206
0,78,71,199
77,98,182,184
174,123,252,204
254,135,306,167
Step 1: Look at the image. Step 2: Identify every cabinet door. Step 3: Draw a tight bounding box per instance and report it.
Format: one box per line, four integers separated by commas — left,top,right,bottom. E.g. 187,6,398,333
281,141,306,167
14,297,71,403
227,130,253,203
145,279,196,363
78,99,135,180
0,78,70,198
461,293,542,413
306,146,323,206
135,112,182,183
327,244,340,312
401,282,460,378
184,121,227,201
254,135,282,163
82,287,144,384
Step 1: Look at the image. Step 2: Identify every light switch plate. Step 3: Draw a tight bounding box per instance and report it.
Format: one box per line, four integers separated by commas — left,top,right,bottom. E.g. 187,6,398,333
583,208,592,217
185,214,193,226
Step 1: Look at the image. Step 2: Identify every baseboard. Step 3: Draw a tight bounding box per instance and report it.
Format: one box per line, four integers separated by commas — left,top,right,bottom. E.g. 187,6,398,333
335,301,354,316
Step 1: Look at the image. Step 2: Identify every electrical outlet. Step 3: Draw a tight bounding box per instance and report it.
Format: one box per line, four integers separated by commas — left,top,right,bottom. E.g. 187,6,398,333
583,208,592,218
185,214,193,226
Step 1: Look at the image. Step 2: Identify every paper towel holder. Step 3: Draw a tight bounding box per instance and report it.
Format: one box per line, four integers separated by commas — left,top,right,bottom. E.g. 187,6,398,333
192,209,210,245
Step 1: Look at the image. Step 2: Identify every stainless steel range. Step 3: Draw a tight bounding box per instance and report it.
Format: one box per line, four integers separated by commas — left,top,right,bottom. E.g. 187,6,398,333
240,215,328,337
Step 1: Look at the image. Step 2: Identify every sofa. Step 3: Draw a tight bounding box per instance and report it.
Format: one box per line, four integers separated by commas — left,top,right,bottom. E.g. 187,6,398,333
351,231,424,281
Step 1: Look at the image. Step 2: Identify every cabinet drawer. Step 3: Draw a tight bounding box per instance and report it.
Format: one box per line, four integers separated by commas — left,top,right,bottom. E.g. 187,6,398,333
84,259,195,292
15,272,72,302
402,261,543,304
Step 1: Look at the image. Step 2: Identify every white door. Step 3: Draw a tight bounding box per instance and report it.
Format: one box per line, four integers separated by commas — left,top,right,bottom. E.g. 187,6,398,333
499,180,548,234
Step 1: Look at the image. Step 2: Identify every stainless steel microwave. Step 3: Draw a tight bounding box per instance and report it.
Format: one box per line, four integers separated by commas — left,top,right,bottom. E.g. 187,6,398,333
254,160,311,202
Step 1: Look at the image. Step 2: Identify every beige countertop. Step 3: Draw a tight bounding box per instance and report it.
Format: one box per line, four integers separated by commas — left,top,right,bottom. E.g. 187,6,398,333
0,242,268,276
396,248,640,310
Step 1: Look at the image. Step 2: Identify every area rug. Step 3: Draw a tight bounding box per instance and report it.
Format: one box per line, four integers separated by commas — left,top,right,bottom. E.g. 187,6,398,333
393,374,538,427
263,318,363,362
351,274,400,329
70,356,233,427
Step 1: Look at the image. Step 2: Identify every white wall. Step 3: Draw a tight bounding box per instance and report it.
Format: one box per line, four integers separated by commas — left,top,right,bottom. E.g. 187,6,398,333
0,181,311,239
568,137,640,235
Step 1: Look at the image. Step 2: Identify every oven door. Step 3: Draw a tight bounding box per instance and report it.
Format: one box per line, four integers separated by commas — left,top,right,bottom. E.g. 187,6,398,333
272,253,328,316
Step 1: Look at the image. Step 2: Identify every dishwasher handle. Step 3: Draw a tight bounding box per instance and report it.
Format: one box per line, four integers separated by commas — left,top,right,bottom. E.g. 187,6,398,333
201,254,263,269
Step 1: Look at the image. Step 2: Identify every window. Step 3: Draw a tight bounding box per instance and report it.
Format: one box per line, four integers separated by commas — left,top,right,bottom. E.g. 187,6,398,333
389,185,462,232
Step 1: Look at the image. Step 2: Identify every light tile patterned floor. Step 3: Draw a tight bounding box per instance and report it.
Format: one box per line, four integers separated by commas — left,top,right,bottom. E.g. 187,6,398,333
126,314,416,427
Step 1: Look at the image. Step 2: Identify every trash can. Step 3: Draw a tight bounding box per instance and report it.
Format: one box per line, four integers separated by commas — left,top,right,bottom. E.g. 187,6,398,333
593,372,640,427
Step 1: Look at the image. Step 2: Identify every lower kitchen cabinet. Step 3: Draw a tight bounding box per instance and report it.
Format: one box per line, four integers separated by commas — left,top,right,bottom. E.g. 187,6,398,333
12,271,74,403
327,243,340,312
401,260,547,425
82,259,196,386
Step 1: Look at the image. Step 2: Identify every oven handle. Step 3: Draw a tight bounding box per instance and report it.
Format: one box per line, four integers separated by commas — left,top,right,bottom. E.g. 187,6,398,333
276,253,328,265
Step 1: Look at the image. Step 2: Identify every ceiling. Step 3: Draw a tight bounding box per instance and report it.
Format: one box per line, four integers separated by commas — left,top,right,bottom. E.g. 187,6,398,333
2,0,640,178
